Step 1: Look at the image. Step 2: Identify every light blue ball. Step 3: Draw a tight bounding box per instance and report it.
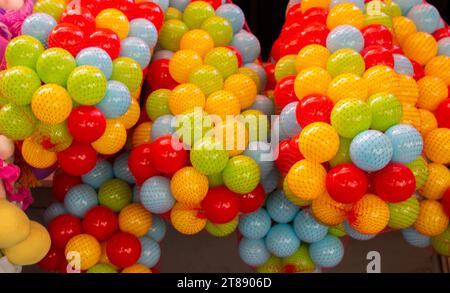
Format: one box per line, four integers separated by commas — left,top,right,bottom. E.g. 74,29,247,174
113,152,136,184
147,215,167,242
21,13,56,47
393,53,414,76
133,185,140,203
293,210,328,243
244,63,267,92
330,0,364,11
261,168,280,194
249,95,275,116
231,31,261,64
81,160,114,189
350,130,393,172
169,0,190,12
149,0,169,11
280,102,302,138
138,236,161,268
76,47,113,79
216,3,245,33
265,223,300,257
43,202,67,225
273,117,290,141
326,25,364,53
395,0,422,15
437,18,445,30
407,4,441,34
244,141,274,178
129,18,158,49
120,37,152,69
401,227,431,248
309,235,344,268
239,238,270,267
151,114,176,141
96,80,131,118
438,37,450,57
238,208,272,240
140,176,175,214
385,124,423,164
64,184,98,218
152,50,173,61
266,190,299,224
344,220,376,240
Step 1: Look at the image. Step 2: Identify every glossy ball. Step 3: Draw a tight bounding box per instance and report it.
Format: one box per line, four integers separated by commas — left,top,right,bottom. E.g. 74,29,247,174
385,124,423,164
88,29,121,60
67,106,106,144
149,135,188,176
299,122,339,163
65,234,101,271
326,163,368,204
48,23,86,57
266,190,299,224
265,224,300,258
48,214,82,249
239,238,270,267
140,176,175,214
202,186,240,224
82,206,118,241
373,163,416,203
238,208,271,240
106,232,141,268
98,179,132,212
64,184,98,218
22,13,57,47
293,210,328,243
350,130,393,172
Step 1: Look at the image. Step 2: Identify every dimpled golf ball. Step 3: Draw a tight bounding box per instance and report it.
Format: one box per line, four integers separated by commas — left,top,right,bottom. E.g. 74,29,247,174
65,234,101,271
138,236,160,268
146,215,166,242
222,155,260,194
140,176,175,214
287,160,327,201
64,184,98,218
120,37,151,69
129,18,158,49
170,167,209,205
424,128,450,165
31,84,72,124
331,98,372,139
111,57,143,92
265,224,300,258
119,203,152,238
414,200,449,237
326,25,364,53
299,122,340,163
294,67,332,99
239,238,270,267
5,35,44,69
343,220,376,240
98,179,132,212
113,153,135,184
151,114,176,141
350,130,393,172
388,196,420,230
76,47,113,80
327,49,365,78
402,227,431,248
293,210,328,243
1,66,41,106
385,124,423,164
266,190,299,224
309,235,344,268
21,12,57,47
36,48,76,86
67,66,107,105
96,81,131,118
81,160,114,190
238,208,271,240
231,30,261,64
280,102,302,138
0,104,35,140
367,93,403,132
190,137,229,176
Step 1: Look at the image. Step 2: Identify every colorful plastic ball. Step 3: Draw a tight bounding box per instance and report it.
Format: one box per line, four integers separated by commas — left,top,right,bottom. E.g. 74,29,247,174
265,224,300,258
128,144,156,185
238,208,271,240
373,163,416,203
81,160,114,189
393,54,414,76
43,203,68,225
170,202,206,235
294,67,332,99
52,173,82,202
417,76,448,112
396,74,419,105
158,19,189,52
261,168,281,195
201,16,233,47
21,12,57,47
190,137,229,175
239,238,270,267
21,138,57,169
331,98,372,139
216,3,244,33
418,107,441,138
222,155,260,194
239,184,266,214
414,200,449,237
1,66,39,106
342,220,375,240
0,104,35,140
129,18,158,49
182,1,215,29
75,47,113,80
204,47,239,78
58,143,97,176
5,35,44,69
326,25,364,53
33,0,65,20
367,93,402,132
169,83,206,115
350,130,393,172
299,122,339,163
249,95,274,116
293,210,328,243
106,232,141,268
364,65,399,96
202,186,240,224
170,167,208,205
97,179,132,212
294,45,329,72
419,163,450,200
81,205,118,242
88,29,121,60
362,45,394,69
204,90,240,120
327,3,363,30
94,9,129,40
113,153,135,184
119,37,151,69
311,192,352,226
266,190,299,224
137,236,160,268
87,263,118,273
295,94,333,128
148,135,187,176
407,4,440,34
287,159,327,201
67,106,106,144
388,196,420,230
48,214,82,249
64,184,98,218
424,128,450,165
145,89,170,121
38,246,64,272
279,102,301,139
90,120,126,155
403,32,437,66
146,215,166,242
231,30,261,64
326,163,368,204
118,204,152,238
242,142,273,179
35,48,75,87
48,23,86,57
406,156,429,191
432,227,450,256
31,84,72,125
189,65,223,97
66,65,107,106
326,49,365,78
111,57,143,92
206,217,239,237
329,138,353,167
435,99,450,128
349,194,390,234
223,73,257,109
94,81,131,119
140,176,175,214
384,124,423,164
437,37,450,57
309,234,343,268
401,227,430,248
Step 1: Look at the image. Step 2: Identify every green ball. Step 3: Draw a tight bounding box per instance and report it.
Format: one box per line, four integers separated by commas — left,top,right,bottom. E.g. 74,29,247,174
165,7,182,21
175,110,214,147
382,2,401,17
329,137,352,167
0,104,36,140
388,196,420,230
36,48,76,86
205,217,239,237
183,1,215,29
431,228,450,256
256,255,283,273
190,137,229,175
406,156,429,190
34,122,73,152
87,263,118,273
111,57,142,92
274,55,297,81
327,49,365,78
5,35,44,70
188,65,223,96
33,0,65,22
363,13,392,29
368,93,403,132
201,16,233,47
98,179,132,212
281,245,316,273
331,98,372,138
204,47,239,79
1,66,41,105
67,65,107,105
158,19,189,52
328,223,347,237
146,89,170,121
207,172,224,188
222,155,260,194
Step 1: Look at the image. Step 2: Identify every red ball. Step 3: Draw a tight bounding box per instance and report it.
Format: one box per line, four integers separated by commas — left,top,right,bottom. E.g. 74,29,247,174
433,27,450,41
270,37,283,62
202,187,241,224
192,0,221,9
57,143,97,176
299,21,329,47
275,136,304,175
136,2,164,31
434,98,450,128
264,63,276,91
52,172,82,202
279,34,305,57
128,144,157,185
82,206,118,241
239,184,266,214
296,94,334,128
411,59,425,80
38,246,64,272
112,0,137,20
286,3,303,22
224,45,243,67
281,21,303,39
372,163,416,203
391,45,403,54
362,24,393,49
106,232,142,268
149,135,188,176
302,7,328,26
362,45,394,69
48,23,86,57
274,75,297,108
88,29,121,59
442,188,450,218
77,0,113,16
326,163,368,204
48,214,82,249
60,6,95,35
67,106,106,144
146,59,178,91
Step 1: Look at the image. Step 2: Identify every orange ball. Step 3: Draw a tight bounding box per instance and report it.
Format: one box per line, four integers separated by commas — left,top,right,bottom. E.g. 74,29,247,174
414,200,449,237
118,203,152,237
170,202,206,235
348,194,390,235
287,159,327,201
311,192,352,226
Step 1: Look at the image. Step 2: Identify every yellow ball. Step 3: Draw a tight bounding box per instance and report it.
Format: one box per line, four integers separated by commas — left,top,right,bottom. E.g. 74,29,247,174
327,3,364,30
295,45,330,72
425,128,450,165
180,29,214,58
169,49,203,83
274,55,297,81
418,109,438,137
21,137,57,169
395,74,419,105
298,122,339,163
31,84,72,124
98,242,117,269
301,0,331,13
363,65,398,96
240,109,270,142
392,16,416,46
213,118,248,157
170,202,206,235
95,9,130,40
92,120,127,155
311,192,352,226
119,203,152,237
401,104,421,130
283,177,312,207
132,122,152,148
0,199,30,249
403,32,437,66
287,159,327,201
205,90,241,120
419,163,450,200
65,234,101,271
239,67,261,92
294,67,332,99
424,56,450,86
122,264,152,273
417,76,448,111
349,194,390,234
169,83,206,115
3,221,50,266
414,200,449,237
327,73,368,103
171,167,209,205
223,73,257,109
112,98,140,130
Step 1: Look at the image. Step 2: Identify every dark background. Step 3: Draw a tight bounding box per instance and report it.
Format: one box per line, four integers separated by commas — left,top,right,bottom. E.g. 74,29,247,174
232,0,450,60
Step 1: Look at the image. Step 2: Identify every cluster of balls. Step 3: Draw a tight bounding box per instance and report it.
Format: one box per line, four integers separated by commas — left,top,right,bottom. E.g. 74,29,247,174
127,0,280,238
0,0,161,177
39,153,165,273
240,0,450,272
